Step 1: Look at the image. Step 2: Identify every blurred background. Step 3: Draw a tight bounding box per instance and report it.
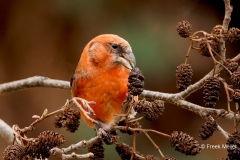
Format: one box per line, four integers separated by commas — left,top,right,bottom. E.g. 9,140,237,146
1,0,240,159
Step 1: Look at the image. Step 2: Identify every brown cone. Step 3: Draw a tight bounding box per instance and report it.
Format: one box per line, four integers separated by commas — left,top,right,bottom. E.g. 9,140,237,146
152,100,165,115
226,131,240,160
133,99,164,121
203,77,220,108
128,67,145,96
176,64,193,91
231,89,240,103
227,27,240,43
115,143,133,160
198,38,219,57
25,131,65,159
231,71,240,88
3,144,26,160
199,118,218,140
176,20,192,38
169,131,201,156
54,107,80,133
224,59,239,77
88,138,105,160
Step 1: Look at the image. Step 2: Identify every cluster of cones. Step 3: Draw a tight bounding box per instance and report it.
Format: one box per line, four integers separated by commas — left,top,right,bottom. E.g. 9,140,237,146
3,131,65,159
176,20,240,108
176,20,240,160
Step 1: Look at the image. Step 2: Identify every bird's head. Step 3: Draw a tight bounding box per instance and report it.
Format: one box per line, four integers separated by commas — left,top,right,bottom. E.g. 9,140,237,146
80,34,136,71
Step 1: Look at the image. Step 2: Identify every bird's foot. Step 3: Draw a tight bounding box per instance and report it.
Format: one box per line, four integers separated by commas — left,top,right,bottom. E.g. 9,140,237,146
97,128,112,144
97,128,119,145
116,95,137,122
72,97,96,115
71,97,99,125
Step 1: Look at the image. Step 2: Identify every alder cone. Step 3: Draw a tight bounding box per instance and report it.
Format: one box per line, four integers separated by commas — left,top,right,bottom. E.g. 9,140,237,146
199,118,218,140
169,131,201,156
25,131,65,159
176,63,193,91
54,108,80,133
88,139,105,160
198,38,219,57
232,89,240,103
223,59,239,77
133,99,164,121
3,144,26,160
226,132,240,160
176,20,192,38
227,27,240,43
128,67,145,96
115,143,134,160
231,71,240,87
203,77,220,108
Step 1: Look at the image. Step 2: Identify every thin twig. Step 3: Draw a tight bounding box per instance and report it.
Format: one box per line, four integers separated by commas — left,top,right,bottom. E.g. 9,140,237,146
204,38,218,76
143,131,165,159
130,132,136,160
220,78,232,112
20,108,64,134
219,77,238,131
128,116,144,123
114,126,171,138
190,30,206,37
184,40,193,64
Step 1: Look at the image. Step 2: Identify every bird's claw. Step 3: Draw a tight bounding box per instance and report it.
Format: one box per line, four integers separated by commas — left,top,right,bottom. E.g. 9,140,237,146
71,97,99,125
97,128,108,137
73,97,96,116
97,128,113,144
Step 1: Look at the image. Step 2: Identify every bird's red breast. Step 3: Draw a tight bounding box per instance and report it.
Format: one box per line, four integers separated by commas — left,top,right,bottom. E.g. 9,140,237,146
71,34,136,128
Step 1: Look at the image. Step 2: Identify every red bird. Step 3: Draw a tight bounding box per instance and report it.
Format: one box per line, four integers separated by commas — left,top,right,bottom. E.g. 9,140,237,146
71,34,136,131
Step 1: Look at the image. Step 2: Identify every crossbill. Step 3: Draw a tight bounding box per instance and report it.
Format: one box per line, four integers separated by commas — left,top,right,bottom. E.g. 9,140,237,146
71,34,136,131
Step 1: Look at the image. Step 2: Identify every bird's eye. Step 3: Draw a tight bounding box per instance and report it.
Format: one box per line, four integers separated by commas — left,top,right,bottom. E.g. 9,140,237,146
111,43,118,49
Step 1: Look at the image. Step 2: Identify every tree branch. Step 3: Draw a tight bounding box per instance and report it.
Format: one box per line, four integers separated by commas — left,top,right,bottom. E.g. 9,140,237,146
0,55,240,126
141,90,235,119
217,125,229,139
50,136,100,158
222,0,233,31
0,119,14,144
0,76,70,95
61,152,94,160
